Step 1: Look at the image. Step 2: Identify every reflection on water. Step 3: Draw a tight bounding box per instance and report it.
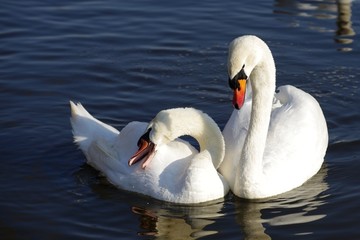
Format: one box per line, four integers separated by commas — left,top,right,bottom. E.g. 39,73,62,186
131,203,223,239
335,0,355,46
274,0,355,51
76,164,328,239
75,165,224,239
234,165,328,239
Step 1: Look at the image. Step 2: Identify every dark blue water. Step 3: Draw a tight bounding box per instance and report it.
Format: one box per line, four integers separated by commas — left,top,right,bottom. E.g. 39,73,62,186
1,0,359,239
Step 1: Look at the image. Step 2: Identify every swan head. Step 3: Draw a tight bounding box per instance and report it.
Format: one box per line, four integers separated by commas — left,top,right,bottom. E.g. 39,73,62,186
128,108,197,169
227,35,273,109
128,107,225,169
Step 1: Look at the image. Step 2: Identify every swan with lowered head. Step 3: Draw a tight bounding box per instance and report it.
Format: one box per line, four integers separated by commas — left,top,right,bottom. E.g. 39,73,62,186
219,35,328,199
70,102,229,204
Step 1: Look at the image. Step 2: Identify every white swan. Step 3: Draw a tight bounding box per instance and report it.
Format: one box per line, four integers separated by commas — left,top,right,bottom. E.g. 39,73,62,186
70,102,229,204
219,35,328,199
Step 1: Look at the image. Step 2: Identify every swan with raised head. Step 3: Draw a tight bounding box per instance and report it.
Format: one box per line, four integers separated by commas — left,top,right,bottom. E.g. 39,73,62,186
219,35,328,199
70,102,229,204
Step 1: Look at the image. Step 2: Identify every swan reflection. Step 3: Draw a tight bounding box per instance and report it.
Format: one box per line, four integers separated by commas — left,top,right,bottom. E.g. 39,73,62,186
74,165,225,239
131,200,224,239
234,164,329,239
274,0,355,51
75,162,328,239
127,164,328,239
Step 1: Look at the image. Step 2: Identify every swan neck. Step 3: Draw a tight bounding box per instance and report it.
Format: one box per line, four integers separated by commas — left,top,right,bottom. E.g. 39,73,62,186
237,53,276,187
179,110,225,169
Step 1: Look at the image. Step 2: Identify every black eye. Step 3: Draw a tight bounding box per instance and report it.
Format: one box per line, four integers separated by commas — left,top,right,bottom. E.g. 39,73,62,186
229,65,247,90
236,68,248,81
228,77,235,89
137,128,152,146
229,77,241,90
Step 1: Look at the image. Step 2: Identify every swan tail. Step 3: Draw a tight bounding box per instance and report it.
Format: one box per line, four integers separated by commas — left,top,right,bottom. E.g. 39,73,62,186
69,101,119,153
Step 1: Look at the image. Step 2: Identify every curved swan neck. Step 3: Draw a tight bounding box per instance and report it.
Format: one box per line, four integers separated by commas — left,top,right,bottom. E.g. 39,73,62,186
236,41,276,187
152,108,225,169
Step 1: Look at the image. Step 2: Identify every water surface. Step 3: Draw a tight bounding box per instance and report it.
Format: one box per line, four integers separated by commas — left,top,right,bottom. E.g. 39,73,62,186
1,0,359,239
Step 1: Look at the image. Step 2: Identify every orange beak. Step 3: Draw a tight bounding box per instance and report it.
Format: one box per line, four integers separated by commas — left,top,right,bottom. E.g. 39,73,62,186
128,129,156,169
232,79,247,110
